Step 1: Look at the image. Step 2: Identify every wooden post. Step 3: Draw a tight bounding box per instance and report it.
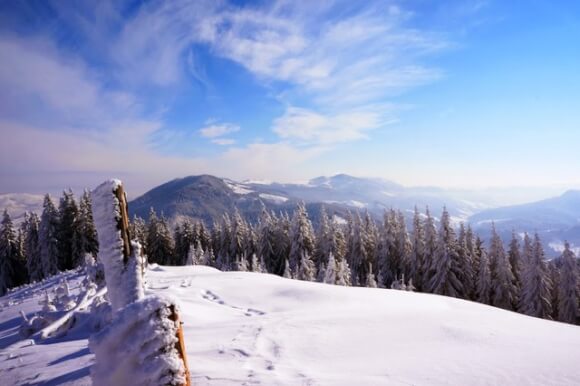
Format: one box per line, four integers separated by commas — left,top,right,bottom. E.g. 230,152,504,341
170,305,191,386
113,184,133,264
92,179,191,386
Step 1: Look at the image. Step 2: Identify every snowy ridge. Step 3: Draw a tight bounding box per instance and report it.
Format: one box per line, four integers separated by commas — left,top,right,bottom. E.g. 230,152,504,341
2,265,580,385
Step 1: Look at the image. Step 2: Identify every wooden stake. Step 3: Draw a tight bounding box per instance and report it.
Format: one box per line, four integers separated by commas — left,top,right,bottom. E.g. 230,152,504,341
170,305,191,386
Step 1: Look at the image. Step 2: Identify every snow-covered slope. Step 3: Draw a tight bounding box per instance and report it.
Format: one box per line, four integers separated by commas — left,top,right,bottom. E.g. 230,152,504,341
2,266,580,385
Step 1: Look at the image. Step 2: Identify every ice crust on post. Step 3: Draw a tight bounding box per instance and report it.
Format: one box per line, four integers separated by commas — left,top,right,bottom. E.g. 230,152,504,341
92,179,144,311
89,295,187,386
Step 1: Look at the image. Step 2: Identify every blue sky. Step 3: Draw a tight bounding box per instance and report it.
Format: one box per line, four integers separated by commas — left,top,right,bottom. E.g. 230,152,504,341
0,0,579,196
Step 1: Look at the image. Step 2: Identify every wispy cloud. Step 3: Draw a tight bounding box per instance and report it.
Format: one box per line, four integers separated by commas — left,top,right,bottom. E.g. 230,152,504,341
211,138,236,146
199,123,240,138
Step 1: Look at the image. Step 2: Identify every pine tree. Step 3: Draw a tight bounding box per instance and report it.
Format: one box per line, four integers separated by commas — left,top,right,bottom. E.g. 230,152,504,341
272,213,291,276
24,212,43,282
422,206,438,289
288,203,315,274
475,237,492,304
508,231,523,305
557,242,579,324
297,252,316,282
146,209,175,265
488,224,516,310
257,207,277,274
520,234,553,319
314,207,332,270
336,258,352,286
72,190,99,268
174,219,195,265
409,207,426,291
57,189,79,270
39,194,59,278
427,208,463,298
230,208,249,265
457,223,475,300
130,215,147,254
0,210,18,295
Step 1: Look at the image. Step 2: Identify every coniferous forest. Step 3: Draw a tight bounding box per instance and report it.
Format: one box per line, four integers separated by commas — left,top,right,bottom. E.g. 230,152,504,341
1,190,578,326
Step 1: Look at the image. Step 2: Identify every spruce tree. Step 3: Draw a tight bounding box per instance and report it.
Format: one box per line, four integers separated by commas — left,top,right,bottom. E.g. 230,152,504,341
0,210,17,295
475,237,492,304
24,212,43,282
508,231,523,305
72,190,99,268
427,208,463,298
57,189,79,270
409,207,426,291
557,242,579,324
520,234,553,319
457,223,475,300
489,224,516,310
288,203,315,274
39,194,59,278
422,206,438,289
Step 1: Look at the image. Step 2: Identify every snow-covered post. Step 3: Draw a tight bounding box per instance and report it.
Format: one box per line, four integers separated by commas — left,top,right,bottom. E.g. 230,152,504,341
92,179,144,311
91,179,191,386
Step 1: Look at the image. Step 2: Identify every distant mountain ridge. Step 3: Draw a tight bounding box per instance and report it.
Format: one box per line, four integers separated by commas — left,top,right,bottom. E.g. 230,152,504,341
127,174,482,225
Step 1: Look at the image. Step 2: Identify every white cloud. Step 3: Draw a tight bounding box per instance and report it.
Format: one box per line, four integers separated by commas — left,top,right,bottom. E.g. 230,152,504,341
273,106,395,144
212,138,236,146
199,123,240,138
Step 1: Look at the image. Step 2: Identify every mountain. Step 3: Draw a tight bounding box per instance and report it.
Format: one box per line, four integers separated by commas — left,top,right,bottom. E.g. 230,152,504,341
469,190,580,256
3,265,580,385
128,174,484,225
0,193,44,224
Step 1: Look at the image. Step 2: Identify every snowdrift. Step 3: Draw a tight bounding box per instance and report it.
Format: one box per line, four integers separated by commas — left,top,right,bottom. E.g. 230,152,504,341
1,265,580,385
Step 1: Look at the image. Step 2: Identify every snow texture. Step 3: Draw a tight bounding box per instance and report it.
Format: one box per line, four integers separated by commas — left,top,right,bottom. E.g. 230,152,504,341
92,179,144,311
89,295,186,386
2,265,580,385
258,193,289,203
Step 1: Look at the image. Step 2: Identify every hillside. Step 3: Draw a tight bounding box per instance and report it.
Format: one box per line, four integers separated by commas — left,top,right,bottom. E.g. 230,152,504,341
127,174,480,225
2,266,580,385
470,190,580,255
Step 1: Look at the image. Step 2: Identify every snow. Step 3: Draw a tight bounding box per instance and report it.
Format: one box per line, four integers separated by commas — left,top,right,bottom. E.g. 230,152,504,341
332,215,347,225
224,180,253,195
92,180,144,311
549,241,580,256
347,200,366,208
2,265,580,385
259,193,288,204
0,193,44,224
89,295,186,386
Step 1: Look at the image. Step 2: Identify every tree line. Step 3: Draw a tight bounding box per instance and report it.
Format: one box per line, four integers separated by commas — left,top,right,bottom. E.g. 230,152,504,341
1,191,578,325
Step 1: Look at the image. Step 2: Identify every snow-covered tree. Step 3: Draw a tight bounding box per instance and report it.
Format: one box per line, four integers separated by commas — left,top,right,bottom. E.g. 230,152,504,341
557,242,579,324
257,207,277,274
489,225,516,310
72,190,99,268
335,258,352,286
519,234,553,319
230,208,249,265
57,189,79,270
475,237,492,305
39,194,59,278
0,210,17,295
422,206,438,289
297,252,316,282
508,231,523,304
457,223,475,300
289,203,315,274
409,207,426,291
174,219,195,266
24,212,42,282
427,208,463,298
146,209,174,265
364,265,378,288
